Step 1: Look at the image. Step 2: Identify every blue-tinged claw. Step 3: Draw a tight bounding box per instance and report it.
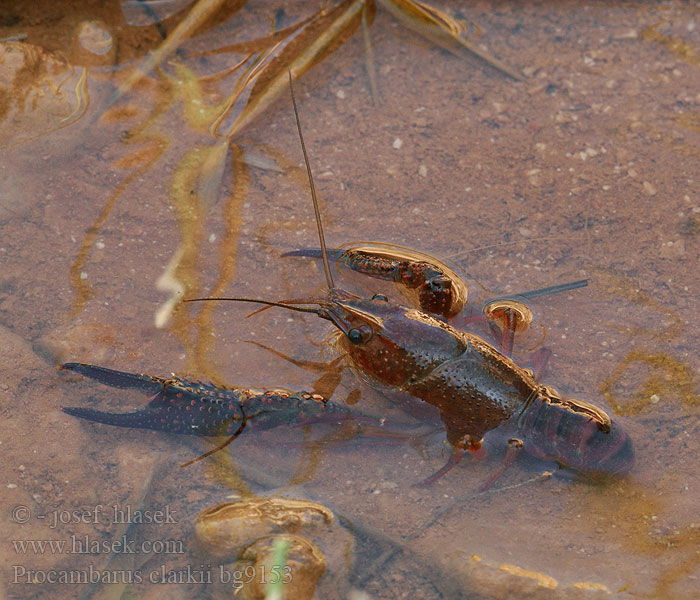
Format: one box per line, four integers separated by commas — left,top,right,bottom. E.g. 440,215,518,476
62,363,346,438
282,248,343,259
62,381,246,436
61,363,166,394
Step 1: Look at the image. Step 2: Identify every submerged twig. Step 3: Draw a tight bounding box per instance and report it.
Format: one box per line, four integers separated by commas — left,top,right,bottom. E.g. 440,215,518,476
105,0,230,109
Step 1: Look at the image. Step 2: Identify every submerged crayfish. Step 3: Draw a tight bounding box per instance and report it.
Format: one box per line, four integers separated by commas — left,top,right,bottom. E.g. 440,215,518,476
62,77,633,485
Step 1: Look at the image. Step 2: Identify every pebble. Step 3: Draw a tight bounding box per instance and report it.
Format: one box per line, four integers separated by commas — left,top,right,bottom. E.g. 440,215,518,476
659,239,685,259
77,21,113,55
643,181,657,196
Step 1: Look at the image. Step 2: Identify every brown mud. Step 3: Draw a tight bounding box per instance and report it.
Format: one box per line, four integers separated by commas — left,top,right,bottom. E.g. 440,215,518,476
1,1,700,598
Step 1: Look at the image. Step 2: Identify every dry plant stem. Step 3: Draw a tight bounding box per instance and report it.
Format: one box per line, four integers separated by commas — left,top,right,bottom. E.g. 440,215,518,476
225,0,365,139
362,2,380,104
378,0,524,81
109,0,230,106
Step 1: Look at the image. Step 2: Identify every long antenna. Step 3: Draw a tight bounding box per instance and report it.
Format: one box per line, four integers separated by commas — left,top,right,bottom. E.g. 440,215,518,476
288,69,335,290
184,297,318,313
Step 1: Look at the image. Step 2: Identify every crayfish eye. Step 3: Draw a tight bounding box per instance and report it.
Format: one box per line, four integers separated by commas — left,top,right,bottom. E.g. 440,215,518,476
372,293,388,302
347,325,372,344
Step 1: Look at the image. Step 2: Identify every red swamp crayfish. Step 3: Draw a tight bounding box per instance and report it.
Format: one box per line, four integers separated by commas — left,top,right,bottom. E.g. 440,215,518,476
62,81,634,486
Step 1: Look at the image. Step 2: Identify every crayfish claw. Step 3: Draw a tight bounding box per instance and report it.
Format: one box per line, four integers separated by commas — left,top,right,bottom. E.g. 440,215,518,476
61,362,165,393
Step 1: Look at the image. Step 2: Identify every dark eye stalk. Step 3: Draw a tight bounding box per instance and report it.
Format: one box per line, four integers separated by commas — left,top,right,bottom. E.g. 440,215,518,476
347,325,373,344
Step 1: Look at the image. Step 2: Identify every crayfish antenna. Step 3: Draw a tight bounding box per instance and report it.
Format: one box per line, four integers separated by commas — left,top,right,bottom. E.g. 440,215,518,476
180,421,246,468
183,297,319,314
288,68,335,292
184,75,335,311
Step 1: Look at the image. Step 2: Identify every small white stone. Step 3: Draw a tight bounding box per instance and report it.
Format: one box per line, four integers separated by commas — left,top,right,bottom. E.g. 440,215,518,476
336,89,346,99
392,138,403,149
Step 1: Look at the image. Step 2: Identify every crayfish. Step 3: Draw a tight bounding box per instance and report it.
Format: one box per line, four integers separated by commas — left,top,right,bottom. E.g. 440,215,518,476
62,76,633,487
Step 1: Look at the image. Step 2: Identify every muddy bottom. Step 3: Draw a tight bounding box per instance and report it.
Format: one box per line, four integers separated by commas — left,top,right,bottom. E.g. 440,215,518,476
1,1,699,599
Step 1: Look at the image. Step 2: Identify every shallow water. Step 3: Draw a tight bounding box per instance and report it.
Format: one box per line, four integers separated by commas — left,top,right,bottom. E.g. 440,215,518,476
2,1,700,598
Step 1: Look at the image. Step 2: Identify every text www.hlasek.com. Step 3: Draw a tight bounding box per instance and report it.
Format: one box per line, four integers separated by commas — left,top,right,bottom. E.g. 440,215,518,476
12,535,184,555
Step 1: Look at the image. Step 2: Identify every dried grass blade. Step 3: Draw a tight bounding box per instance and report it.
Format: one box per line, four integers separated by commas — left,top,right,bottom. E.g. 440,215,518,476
209,42,285,137
107,0,229,107
186,12,321,58
378,0,524,81
223,0,365,139
362,1,380,104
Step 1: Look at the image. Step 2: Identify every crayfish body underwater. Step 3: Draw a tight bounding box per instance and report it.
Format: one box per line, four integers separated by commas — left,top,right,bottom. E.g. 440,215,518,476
61,282,634,483
279,286,634,481
61,80,633,486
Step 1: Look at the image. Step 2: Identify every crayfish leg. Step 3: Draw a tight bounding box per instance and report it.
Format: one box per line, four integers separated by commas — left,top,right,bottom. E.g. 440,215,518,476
418,448,464,487
245,341,346,399
418,436,486,487
477,437,524,492
529,347,552,381
456,309,522,357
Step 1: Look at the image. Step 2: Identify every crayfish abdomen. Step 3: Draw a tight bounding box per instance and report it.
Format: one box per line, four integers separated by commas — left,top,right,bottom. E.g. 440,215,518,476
516,394,635,476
